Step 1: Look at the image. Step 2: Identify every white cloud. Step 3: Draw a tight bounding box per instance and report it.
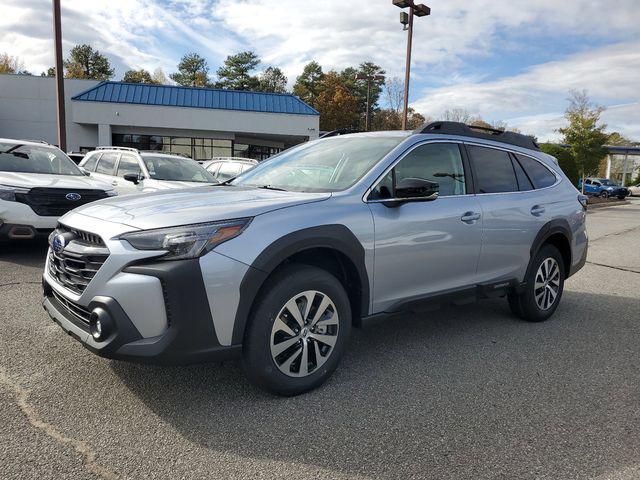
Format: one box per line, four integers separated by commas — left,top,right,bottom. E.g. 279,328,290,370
411,42,640,140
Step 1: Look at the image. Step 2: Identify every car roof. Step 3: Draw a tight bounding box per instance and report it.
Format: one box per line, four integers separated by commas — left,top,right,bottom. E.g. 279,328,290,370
0,138,59,148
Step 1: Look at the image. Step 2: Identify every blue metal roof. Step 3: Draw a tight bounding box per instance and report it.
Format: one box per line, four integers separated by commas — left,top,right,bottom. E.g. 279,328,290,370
72,81,319,116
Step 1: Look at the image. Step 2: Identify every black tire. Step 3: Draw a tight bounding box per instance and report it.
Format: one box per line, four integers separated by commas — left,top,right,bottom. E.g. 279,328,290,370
507,244,565,322
617,195,626,200
242,263,351,396
600,190,609,198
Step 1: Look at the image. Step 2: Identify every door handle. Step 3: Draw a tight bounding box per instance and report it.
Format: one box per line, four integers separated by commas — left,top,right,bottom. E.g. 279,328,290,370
530,205,545,216
461,211,481,223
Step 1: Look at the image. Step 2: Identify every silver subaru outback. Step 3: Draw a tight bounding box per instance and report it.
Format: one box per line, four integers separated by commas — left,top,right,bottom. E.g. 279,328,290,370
42,122,588,395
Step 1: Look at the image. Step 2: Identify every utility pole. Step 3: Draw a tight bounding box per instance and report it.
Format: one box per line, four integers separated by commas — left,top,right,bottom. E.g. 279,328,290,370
355,73,385,131
394,1,430,130
52,0,66,151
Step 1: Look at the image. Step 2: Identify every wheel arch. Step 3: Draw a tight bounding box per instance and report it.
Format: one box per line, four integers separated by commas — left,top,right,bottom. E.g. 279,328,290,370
527,219,573,281
231,225,369,345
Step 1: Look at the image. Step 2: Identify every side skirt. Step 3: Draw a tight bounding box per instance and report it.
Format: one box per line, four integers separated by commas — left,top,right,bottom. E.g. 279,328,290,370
359,279,521,327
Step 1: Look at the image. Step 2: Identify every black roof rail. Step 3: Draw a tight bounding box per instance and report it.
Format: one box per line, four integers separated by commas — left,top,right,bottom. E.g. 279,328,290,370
415,121,540,151
319,128,361,138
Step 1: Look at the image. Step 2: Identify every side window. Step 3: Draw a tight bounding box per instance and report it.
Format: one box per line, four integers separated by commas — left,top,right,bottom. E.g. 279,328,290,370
468,145,518,193
370,143,467,199
207,162,222,176
95,152,118,175
82,153,101,172
515,154,557,189
585,179,592,185
511,156,534,191
116,154,142,177
216,163,242,181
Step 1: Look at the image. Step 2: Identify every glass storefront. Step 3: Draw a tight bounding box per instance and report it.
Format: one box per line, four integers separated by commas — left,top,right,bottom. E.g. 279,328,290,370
112,134,232,161
112,134,282,162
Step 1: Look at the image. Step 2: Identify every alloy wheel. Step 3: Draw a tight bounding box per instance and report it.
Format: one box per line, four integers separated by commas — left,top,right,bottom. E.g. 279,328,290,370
270,290,339,378
534,257,561,310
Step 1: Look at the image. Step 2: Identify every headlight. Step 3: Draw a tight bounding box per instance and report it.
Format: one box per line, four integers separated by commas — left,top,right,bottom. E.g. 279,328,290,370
0,184,30,202
119,218,251,261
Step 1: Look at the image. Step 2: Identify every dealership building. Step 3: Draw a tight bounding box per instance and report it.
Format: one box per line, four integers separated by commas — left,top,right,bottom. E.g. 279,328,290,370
0,74,320,161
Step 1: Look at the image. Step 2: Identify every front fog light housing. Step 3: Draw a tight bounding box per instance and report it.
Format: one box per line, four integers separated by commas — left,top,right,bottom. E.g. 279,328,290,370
89,307,111,341
119,218,251,261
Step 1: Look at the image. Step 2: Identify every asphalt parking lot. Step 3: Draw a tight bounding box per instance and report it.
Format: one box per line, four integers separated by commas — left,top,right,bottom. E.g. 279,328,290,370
1,199,639,480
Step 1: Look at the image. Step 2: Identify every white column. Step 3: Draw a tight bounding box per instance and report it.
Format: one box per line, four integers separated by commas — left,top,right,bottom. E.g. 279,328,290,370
605,154,611,179
621,151,629,186
98,124,112,146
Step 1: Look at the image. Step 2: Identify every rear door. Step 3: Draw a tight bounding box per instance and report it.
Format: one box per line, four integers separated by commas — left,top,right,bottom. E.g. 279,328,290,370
368,141,483,311
467,144,548,283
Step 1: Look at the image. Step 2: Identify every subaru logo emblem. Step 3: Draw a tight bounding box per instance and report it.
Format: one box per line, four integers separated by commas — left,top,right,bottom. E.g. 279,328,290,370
51,234,66,253
65,192,81,201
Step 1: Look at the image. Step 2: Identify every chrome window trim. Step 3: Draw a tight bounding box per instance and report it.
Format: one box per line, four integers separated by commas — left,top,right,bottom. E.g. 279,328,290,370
363,139,472,203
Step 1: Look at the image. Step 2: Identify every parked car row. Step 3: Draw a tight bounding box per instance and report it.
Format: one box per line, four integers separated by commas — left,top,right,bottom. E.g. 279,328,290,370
1,140,261,240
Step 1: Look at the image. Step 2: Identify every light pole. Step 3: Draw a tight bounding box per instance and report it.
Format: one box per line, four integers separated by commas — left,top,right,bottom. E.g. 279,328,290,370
355,72,385,131
393,0,430,130
52,0,66,151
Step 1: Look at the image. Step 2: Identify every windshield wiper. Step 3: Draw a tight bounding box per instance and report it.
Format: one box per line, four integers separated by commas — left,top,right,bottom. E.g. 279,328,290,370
256,185,287,191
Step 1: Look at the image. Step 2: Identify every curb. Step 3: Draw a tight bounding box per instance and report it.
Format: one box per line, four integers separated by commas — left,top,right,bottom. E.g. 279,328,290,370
588,200,631,210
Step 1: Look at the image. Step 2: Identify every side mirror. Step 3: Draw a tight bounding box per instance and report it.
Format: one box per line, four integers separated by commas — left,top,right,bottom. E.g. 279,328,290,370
124,173,141,185
395,177,439,200
79,167,90,176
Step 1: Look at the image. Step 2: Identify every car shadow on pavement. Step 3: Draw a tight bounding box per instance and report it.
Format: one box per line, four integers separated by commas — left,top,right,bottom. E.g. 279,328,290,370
111,290,640,479
0,240,48,268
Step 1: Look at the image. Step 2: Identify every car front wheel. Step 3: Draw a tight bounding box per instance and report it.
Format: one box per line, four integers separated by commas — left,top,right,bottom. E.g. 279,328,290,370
242,264,351,396
508,244,565,322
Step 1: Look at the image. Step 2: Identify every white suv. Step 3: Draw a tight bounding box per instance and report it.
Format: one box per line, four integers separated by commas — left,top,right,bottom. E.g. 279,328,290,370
79,147,216,196
0,139,116,241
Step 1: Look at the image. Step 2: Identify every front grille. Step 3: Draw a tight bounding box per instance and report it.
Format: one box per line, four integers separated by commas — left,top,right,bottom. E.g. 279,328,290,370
48,226,109,294
16,187,108,216
51,289,91,327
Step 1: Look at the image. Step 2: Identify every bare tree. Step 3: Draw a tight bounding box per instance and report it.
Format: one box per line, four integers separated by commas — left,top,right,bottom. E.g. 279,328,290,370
384,77,404,114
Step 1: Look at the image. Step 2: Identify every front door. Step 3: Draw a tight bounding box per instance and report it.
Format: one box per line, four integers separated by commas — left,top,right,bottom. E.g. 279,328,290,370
367,142,483,313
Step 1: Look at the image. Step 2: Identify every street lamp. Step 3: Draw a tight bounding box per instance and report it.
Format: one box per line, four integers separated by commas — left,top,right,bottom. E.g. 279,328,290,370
355,72,385,131
393,0,430,130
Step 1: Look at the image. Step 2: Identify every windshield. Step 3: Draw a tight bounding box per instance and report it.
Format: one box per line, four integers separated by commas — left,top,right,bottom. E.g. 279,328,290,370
142,155,215,183
230,136,404,192
599,179,618,186
0,142,82,176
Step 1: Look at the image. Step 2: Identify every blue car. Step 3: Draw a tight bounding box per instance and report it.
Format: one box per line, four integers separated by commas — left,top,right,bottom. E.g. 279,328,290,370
578,177,629,199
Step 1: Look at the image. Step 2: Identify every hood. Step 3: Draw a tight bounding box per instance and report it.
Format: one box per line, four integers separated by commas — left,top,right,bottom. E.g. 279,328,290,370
0,172,113,191
69,185,331,230
147,180,216,190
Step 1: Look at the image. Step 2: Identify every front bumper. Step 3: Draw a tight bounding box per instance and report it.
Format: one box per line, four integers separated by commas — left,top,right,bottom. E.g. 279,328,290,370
0,223,53,240
42,257,242,364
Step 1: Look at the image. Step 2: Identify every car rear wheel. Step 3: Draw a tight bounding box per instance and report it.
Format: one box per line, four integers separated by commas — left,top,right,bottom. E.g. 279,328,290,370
242,264,351,396
600,190,609,198
508,244,565,322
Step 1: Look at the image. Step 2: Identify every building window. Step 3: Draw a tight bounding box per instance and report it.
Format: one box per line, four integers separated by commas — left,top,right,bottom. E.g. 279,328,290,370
233,143,282,160
112,134,232,161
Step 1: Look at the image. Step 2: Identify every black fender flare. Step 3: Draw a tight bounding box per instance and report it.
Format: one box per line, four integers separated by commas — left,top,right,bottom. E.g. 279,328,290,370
525,218,573,282
231,224,369,345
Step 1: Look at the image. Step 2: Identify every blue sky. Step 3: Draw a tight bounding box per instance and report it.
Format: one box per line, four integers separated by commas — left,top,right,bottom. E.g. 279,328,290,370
1,0,639,141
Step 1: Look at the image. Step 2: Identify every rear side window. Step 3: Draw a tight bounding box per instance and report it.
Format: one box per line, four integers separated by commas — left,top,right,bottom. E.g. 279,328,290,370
468,145,518,193
117,154,142,177
95,152,118,175
82,153,101,172
511,156,534,191
515,154,557,189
